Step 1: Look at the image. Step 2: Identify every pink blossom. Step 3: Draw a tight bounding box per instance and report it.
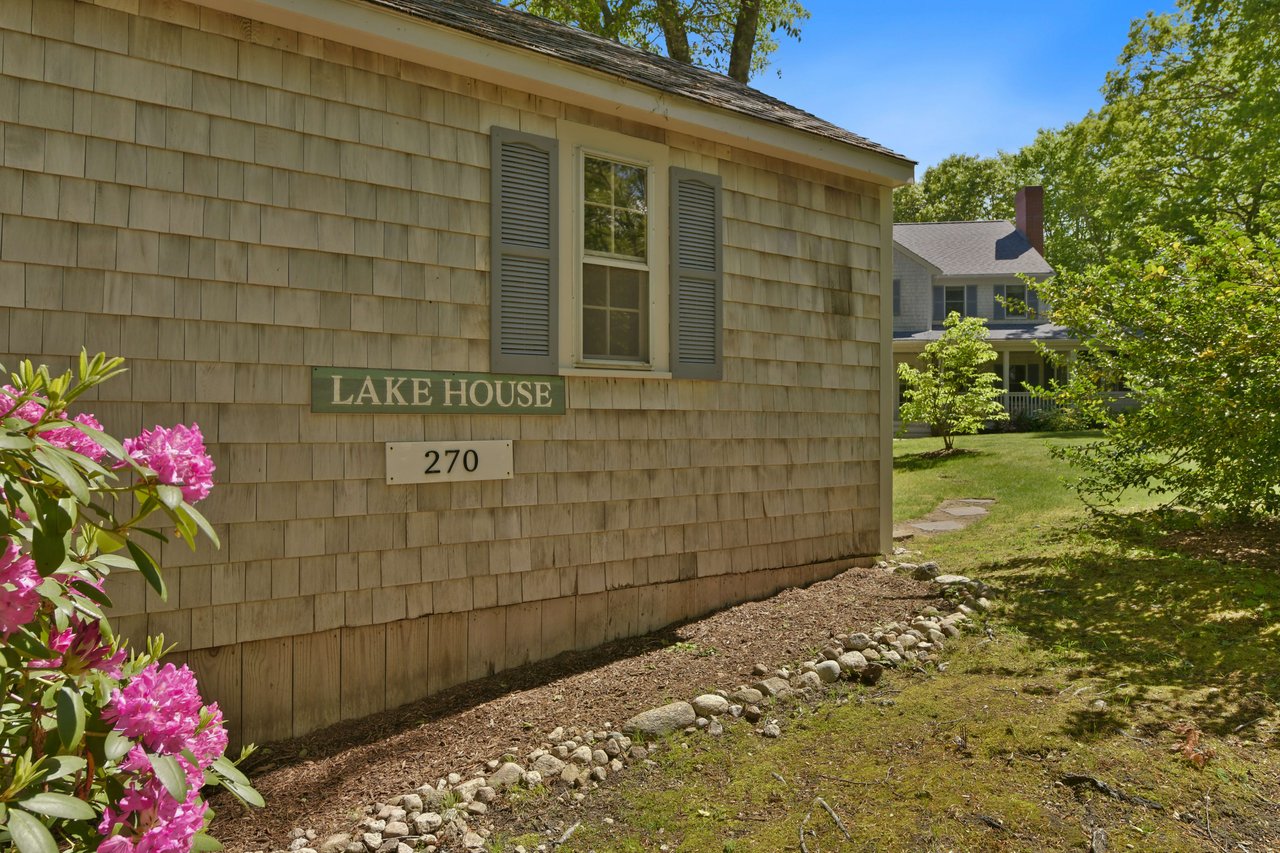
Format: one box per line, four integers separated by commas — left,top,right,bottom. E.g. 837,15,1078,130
32,617,125,677
0,539,40,637
104,663,228,765
123,424,215,504
98,752,207,853
0,386,106,462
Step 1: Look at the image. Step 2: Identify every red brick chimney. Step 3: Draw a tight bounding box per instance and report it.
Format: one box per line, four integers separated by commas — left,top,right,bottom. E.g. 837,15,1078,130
1015,185,1044,256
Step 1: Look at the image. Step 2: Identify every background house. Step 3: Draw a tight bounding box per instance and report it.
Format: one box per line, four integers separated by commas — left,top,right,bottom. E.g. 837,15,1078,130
0,0,911,742
892,186,1072,427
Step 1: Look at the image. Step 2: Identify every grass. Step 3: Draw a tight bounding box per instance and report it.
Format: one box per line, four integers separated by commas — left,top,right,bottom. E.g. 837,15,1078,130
495,432,1280,851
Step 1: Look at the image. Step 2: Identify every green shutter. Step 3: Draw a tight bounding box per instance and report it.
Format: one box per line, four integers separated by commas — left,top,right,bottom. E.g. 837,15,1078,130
490,127,558,374
670,168,723,380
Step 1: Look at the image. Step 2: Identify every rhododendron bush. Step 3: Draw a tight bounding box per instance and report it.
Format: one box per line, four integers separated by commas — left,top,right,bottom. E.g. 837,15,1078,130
0,354,260,852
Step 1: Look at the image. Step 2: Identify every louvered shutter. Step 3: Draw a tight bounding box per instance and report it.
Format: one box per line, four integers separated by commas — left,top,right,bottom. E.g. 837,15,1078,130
670,168,723,380
964,285,977,317
892,279,901,317
490,127,558,374
993,284,1006,320
932,286,944,327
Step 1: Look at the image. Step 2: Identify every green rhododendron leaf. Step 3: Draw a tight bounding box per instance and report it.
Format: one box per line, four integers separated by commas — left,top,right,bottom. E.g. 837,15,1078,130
39,756,86,782
31,527,66,575
222,778,265,809
19,792,95,821
0,434,35,450
210,755,251,786
149,753,188,802
32,447,88,503
126,539,166,600
191,833,225,851
5,808,58,853
104,731,132,762
55,686,85,751
156,484,184,510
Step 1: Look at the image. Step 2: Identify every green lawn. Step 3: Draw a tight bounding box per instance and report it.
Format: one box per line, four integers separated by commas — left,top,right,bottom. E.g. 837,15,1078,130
507,432,1280,852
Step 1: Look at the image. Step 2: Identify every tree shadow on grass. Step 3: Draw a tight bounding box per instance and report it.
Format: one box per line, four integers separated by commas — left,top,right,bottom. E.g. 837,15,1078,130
895,448,985,472
988,511,1280,736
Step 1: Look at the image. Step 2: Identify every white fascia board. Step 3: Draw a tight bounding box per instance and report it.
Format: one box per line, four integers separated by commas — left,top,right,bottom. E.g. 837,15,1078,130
201,0,914,186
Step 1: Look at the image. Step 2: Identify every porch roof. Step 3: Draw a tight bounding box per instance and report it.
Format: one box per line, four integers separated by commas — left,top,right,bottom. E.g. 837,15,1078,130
893,323,1076,343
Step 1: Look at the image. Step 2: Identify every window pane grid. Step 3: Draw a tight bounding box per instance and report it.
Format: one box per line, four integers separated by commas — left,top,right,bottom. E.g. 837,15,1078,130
583,155,648,262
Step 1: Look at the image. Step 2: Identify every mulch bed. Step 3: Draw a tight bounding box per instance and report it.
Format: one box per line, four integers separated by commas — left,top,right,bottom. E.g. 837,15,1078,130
211,564,943,851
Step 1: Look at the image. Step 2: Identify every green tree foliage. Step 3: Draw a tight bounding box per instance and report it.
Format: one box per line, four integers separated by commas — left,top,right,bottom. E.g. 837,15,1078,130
1036,223,1280,517
896,0,1280,276
897,314,1009,451
505,0,808,82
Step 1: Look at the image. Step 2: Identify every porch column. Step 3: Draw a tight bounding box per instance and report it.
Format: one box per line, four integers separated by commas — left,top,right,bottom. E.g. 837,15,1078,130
1002,349,1010,390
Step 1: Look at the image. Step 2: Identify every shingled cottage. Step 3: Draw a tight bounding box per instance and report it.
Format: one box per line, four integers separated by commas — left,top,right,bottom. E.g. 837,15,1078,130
0,0,913,743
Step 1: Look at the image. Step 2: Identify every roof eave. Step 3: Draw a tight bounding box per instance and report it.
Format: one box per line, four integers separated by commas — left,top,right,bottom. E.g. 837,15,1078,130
200,0,914,186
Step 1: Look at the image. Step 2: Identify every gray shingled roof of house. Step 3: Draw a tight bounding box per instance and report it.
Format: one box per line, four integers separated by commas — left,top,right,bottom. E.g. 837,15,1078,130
894,221,1053,276
364,0,911,164
894,323,1075,342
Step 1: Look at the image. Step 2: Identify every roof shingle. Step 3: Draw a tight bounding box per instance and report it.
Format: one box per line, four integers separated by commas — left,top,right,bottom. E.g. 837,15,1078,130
894,221,1053,276
363,0,910,164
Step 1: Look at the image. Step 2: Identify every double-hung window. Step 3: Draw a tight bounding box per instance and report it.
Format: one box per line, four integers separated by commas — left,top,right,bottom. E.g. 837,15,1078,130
580,154,651,364
1003,283,1027,318
943,286,966,317
490,123,723,380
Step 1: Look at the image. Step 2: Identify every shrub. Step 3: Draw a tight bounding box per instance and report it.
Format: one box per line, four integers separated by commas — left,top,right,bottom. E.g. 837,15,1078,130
0,353,260,852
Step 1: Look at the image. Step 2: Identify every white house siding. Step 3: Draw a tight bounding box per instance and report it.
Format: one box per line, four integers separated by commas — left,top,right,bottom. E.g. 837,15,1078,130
891,248,931,332
0,0,890,743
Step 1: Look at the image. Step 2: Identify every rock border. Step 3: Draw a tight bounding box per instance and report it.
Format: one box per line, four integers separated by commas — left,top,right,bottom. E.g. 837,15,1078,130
268,557,991,853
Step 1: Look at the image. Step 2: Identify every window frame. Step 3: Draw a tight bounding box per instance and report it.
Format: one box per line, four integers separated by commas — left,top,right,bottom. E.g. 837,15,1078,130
943,285,966,318
556,121,671,374
1003,283,1029,319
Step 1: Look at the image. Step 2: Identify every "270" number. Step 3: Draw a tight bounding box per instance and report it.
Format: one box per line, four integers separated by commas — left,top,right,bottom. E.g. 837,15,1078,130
424,448,479,474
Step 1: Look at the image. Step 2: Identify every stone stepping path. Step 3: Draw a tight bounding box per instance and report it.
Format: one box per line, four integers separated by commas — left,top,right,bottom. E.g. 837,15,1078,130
893,498,993,540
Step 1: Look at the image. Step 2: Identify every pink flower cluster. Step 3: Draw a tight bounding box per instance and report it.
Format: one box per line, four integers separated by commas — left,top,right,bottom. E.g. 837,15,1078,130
0,386,106,462
100,663,228,852
0,539,40,638
34,618,126,678
123,424,216,504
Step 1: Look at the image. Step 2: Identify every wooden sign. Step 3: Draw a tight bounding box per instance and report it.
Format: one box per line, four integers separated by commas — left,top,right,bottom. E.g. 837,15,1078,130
311,368,566,415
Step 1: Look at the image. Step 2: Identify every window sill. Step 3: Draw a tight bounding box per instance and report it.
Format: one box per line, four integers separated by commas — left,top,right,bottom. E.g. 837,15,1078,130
559,366,673,379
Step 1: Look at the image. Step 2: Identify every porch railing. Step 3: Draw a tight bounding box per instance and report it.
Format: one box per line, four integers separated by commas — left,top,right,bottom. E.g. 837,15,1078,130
999,391,1056,420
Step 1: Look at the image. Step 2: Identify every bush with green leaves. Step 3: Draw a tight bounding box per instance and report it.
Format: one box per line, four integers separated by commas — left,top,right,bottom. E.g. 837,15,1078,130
1035,222,1280,517
897,313,1009,451
0,353,260,852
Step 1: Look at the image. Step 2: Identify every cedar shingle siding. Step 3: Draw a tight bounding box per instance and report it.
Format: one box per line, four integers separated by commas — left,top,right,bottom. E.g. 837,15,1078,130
1,0,896,742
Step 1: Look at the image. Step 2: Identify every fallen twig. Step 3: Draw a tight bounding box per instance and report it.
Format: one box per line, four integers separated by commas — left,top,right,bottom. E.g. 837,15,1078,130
974,814,1005,831
772,772,787,785
815,796,854,842
1061,774,1164,810
1232,716,1264,733
553,821,580,847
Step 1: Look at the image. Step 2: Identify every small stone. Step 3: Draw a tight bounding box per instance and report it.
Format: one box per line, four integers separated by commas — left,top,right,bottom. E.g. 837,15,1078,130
752,663,770,676
762,722,781,738
318,834,352,853
363,820,387,834
975,597,993,612
628,746,648,761
743,704,763,723
590,766,608,782
692,694,731,717
796,670,822,690
466,802,488,815
753,676,791,697
569,745,593,765
414,814,443,834
383,822,410,840
843,632,873,651
730,687,764,705
882,650,903,665
475,786,497,803
1091,699,1108,712
695,717,709,729
729,704,743,717
559,764,581,786
814,660,842,683
446,773,462,786
521,771,543,788
603,739,621,758
591,749,608,765
860,663,884,685
532,754,566,777
862,647,882,661
912,563,941,581
933,574,971,586
487,762,525,790
899,634,919,650
624,702,697,737
344,844,365,853
361,833,382,852
609,758,624,772
548,726,565,741
485,759,500,771
454,778,486,802
462,833,485,849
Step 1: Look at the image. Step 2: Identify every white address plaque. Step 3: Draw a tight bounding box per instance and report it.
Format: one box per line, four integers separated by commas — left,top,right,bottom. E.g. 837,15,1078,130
385,440,513,485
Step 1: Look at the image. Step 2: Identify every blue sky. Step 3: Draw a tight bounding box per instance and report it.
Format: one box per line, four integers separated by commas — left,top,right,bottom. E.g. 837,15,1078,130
754,1,1177,174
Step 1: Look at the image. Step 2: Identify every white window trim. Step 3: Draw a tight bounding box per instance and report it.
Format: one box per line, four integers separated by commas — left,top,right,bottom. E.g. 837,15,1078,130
555,120,671,374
